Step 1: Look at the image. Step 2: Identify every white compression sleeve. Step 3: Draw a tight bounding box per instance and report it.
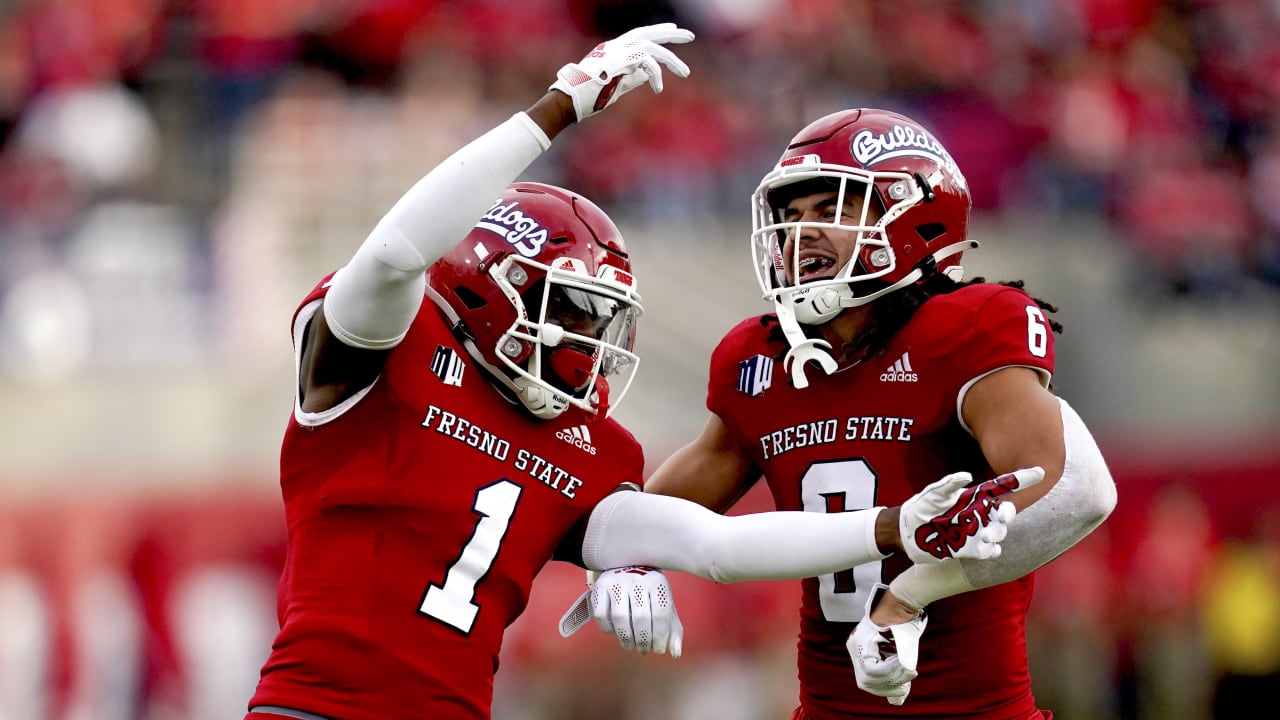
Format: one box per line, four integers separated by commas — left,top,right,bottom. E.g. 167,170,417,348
890,398,1117,608
323,112,552,349
581,491,888,583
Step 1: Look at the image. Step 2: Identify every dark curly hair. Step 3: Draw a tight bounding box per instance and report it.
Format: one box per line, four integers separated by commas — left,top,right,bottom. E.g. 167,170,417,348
764,273,1063,370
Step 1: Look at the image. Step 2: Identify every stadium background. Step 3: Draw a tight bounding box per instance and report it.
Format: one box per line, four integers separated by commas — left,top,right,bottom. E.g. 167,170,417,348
0,0,1277,718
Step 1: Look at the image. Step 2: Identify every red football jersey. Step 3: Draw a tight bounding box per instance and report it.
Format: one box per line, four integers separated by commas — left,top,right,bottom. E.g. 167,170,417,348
248,277,644,720
707,283,1055,720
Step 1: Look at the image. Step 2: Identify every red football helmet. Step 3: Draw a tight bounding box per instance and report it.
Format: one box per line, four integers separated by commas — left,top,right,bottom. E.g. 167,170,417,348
426,182,642,420
750,108,974,325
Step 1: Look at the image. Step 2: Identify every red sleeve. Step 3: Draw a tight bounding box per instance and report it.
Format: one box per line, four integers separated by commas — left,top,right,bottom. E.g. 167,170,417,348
962,285,1056,382
880,284,1056,434
290,271,340,343
706,317,774,416
705,316,780,454
910,285,1056,424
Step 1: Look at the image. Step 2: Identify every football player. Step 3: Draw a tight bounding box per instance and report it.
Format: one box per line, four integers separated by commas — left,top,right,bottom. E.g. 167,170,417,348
244,30,1046,720
621,109,1119,718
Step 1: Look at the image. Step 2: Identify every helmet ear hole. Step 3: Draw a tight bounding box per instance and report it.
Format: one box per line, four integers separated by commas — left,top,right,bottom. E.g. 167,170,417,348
520,278,548,317
916,223,946,243
454,286,488,310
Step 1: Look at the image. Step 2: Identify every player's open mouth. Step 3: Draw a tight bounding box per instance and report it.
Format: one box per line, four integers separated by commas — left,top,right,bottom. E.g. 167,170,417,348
798,255,836,283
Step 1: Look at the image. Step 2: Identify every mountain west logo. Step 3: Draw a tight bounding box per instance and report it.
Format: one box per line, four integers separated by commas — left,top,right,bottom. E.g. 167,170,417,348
431,345,465,387
475,199,549,258
738,354,774,397
880,351,917,383
851,124,968,193
556,424,597,455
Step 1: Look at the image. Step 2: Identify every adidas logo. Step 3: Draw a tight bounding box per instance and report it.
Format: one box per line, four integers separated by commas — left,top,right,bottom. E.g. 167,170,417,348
880,351,918,383
555,424,598,455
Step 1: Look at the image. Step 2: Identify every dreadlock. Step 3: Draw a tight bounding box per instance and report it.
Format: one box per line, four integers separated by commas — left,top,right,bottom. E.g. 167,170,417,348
761,275,1063,373
840,275,1063,365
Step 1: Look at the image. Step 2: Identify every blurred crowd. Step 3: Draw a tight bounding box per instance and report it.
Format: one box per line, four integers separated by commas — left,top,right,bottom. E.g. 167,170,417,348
0,1,1278,720
2,0,1280,319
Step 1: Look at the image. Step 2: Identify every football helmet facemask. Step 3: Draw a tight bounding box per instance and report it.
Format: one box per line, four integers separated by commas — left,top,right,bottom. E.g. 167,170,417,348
426,182,641,420
750,108,974,326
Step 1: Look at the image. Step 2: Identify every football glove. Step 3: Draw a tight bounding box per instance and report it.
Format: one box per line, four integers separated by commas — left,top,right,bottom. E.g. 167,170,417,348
847,584,928,705
550,23,694,122
558,565,683,658
900,467,1044,565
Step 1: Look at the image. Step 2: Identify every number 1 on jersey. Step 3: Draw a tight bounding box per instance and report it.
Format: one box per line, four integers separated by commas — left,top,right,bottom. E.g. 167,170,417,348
419,480,522,634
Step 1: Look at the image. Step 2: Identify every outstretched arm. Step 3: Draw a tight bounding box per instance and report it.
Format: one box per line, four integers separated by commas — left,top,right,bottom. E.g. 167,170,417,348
585,408,1040,581
298,24,695,413
560,417,1040,658
582,466,1040,582
562,409,1042,657
583,490,887,582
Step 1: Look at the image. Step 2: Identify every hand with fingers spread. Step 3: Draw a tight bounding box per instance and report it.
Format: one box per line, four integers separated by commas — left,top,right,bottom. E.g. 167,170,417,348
550,23,694,122
558,566,684,657
900,466,1045,564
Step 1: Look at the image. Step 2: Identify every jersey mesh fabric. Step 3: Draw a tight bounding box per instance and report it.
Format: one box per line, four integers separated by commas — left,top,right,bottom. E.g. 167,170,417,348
707,283,1054,720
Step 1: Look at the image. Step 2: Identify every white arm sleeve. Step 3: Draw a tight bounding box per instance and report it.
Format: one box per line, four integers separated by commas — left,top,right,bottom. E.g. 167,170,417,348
323,112,552,349
890,397,1117,608
581,491,888,583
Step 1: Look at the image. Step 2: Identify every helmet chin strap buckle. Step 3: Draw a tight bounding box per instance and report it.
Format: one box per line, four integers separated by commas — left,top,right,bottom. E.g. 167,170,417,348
512,375,571,419
783,338,837,389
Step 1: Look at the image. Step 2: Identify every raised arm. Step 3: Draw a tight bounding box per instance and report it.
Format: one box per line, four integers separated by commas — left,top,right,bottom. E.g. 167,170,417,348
298,24,694,413
299,108,556,412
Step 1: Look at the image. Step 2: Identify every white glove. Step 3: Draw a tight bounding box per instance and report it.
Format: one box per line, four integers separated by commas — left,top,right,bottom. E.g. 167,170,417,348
550,23,694,122
900,467,1044,564
558,565,684,657
847,584,928,706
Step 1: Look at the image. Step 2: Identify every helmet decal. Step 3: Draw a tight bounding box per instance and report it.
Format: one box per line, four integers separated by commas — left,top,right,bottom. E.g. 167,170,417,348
597,265,636,288
476,199,551,258
748,109,974,388
850,125,968,192
780,153,821,168
550,256,588,273
427,182,643,421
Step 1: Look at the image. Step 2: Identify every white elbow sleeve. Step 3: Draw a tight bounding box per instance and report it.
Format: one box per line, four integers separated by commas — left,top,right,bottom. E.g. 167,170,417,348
891,398,1116,609
324,112,551,349
582,492,886,583
977,397,1117,578
324,260,426,350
